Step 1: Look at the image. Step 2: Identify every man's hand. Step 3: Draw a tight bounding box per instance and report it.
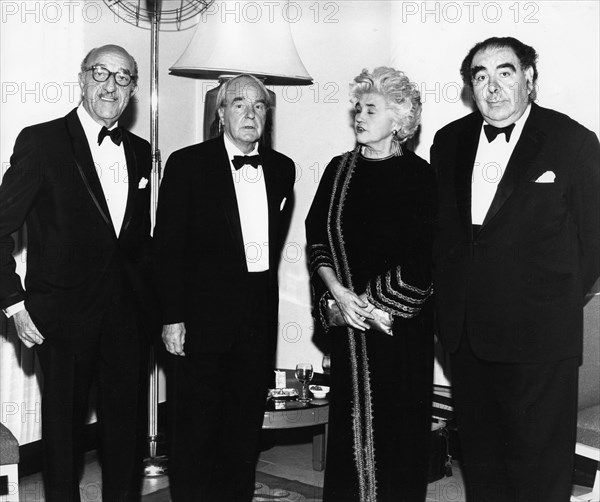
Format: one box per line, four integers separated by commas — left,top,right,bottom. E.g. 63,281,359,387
13,309,44,348
162,322,186,356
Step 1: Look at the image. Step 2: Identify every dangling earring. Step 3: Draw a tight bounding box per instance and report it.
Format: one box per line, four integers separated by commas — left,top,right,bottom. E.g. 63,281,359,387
391,129,403,157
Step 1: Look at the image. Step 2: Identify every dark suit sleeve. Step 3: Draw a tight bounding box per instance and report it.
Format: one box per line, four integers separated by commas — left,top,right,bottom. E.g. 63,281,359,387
305,158,339,330
570,129,600,295
0,127,43,309
305,158,338,276
153,151,190,325
430,129,454,239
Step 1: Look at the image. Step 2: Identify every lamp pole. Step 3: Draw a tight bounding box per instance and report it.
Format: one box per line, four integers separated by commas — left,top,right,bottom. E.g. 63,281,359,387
143,0,167,478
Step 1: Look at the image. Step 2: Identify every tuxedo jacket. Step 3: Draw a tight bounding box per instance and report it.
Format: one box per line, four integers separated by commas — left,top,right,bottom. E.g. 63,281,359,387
154,135,295,354
432,103,600,363
0,108,154,338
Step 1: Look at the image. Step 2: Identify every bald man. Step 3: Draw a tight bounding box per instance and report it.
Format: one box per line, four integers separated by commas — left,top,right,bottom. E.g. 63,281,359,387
0,45,155,501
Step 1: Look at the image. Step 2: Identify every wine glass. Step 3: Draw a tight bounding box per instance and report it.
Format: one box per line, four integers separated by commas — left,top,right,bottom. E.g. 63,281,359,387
295,363,314,402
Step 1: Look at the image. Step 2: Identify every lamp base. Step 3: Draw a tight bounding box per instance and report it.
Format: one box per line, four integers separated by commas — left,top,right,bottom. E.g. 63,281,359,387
143,454,168,477
143,434,168,477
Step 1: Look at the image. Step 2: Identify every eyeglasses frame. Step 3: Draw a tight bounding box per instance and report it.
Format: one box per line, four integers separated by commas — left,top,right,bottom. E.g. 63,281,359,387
83,65,137,87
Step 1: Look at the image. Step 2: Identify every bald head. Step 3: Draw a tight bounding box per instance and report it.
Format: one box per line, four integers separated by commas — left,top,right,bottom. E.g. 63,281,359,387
81,45,138,82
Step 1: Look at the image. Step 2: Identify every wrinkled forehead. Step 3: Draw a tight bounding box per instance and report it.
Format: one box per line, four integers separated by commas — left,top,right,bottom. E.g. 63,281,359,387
88,47,135,73
224,77,267,104
472,46,519,69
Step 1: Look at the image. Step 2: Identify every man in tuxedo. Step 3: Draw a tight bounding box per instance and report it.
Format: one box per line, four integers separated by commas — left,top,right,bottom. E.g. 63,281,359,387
431,37,600,501
0,45,153,501
155,74,295,501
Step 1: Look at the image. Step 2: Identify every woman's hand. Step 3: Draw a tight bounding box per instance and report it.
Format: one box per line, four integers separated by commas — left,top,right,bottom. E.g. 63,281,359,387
359,292,394,334
330,284,374,331
317,266,373,331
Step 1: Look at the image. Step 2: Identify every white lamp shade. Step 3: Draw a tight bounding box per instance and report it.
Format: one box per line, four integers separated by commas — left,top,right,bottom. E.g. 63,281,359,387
170,0,312,84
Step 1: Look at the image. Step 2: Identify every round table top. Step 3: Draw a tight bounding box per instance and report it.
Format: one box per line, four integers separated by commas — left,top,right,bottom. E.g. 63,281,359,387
263,369,330,429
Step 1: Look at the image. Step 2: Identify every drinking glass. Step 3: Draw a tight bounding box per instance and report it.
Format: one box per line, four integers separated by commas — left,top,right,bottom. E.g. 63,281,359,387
295,363,314,402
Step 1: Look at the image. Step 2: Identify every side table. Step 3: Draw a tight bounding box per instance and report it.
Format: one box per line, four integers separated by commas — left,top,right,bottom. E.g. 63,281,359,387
262,369,329,471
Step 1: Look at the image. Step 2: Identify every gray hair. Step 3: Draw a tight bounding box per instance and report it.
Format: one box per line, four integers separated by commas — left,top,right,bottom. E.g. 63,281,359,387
216,74,271,109
350,66,421,143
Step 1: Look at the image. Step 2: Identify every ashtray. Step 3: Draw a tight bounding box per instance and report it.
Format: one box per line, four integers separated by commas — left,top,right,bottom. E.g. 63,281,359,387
309,385,330,399
268,388,299,401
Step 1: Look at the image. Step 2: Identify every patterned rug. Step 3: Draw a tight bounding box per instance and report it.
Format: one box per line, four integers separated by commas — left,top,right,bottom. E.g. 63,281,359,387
253,471,323,502
142,471,323,502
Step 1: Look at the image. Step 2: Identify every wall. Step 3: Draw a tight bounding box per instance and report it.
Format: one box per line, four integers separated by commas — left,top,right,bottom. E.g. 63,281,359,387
0,0,391,443
271,0,392,370
74,0,393,373
389,0,600,160
274,0,600,374
0,1,88,445
78,0,393,373
0,0,206,444
1,0,598,444
389,0,600,383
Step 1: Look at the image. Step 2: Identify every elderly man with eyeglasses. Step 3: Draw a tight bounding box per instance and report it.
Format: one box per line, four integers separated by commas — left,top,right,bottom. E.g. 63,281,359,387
0,44,156,502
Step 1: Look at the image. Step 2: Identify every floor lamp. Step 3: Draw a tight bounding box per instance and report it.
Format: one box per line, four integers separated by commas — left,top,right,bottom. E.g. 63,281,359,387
102,0,217,478
125,0,312,478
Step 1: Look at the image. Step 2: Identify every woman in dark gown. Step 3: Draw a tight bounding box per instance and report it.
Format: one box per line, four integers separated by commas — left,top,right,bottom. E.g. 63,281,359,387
305,67,436,502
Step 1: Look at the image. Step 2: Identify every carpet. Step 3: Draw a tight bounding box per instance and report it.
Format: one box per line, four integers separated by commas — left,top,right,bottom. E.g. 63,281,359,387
253,471,323,501
141,472,323,502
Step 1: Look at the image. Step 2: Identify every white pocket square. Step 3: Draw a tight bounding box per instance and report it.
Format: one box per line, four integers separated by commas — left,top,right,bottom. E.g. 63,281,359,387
534,171,555,183
280,197,287,211
138,177,148,189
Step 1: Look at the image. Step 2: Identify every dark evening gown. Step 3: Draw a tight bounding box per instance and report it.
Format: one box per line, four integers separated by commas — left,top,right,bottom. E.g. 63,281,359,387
305,147,436,502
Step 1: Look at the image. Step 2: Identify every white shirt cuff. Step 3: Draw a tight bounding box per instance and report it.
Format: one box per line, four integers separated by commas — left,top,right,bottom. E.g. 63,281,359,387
3,301,25,318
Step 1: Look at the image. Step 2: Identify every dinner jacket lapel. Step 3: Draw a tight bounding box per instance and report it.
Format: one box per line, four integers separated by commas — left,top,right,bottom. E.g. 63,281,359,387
119,130,139,237
481,104,546,227
454,113,482,238
214,137,247,269
65,109,116,238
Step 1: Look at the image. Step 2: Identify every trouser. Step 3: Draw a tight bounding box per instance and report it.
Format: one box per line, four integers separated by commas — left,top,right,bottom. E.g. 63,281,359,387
450,334,578,502
35,297,143,502
168,271,273,502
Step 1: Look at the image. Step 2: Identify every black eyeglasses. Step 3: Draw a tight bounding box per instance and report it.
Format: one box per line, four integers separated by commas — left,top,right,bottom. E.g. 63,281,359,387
84,65,136,87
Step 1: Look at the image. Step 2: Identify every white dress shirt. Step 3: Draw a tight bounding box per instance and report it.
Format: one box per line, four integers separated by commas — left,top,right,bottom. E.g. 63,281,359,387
223,134,270,272
471,104,531,225
77,106,129,235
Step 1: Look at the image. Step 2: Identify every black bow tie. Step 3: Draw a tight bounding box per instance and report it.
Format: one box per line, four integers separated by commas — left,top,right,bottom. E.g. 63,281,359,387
232,155,261,170
98,126,123,146
483,123,515,143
